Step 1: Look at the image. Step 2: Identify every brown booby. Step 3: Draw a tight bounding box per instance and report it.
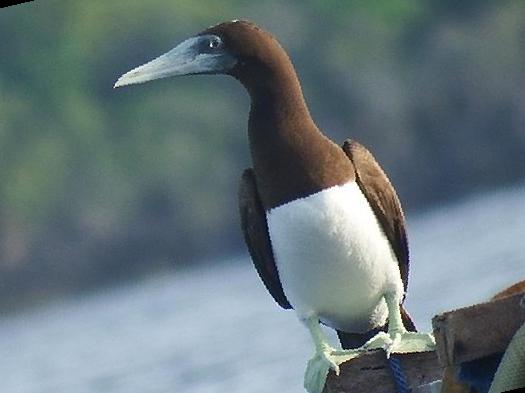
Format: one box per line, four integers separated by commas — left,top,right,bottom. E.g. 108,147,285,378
114,20,435,393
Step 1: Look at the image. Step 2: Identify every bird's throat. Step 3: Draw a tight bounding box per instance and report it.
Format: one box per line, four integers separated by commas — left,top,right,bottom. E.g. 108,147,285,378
246,75,353,210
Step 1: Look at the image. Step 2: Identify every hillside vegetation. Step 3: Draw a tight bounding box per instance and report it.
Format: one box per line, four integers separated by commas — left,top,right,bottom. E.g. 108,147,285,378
1,1,524,309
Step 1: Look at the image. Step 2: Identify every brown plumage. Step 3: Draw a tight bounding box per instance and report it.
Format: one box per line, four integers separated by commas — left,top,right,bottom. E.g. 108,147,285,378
342,140,410,296
238,168,291,310
115,19,417,350
239,139,415,348
200,20,418,347
205,21,355,209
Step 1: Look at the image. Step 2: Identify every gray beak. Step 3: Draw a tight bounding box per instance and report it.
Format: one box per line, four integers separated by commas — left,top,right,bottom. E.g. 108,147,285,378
114,34,236,88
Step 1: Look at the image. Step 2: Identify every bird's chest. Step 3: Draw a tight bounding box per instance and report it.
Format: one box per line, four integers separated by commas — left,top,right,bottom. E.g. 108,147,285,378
266,181,403,331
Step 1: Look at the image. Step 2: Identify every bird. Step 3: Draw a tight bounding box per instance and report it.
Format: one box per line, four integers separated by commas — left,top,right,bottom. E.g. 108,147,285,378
114,20,435,393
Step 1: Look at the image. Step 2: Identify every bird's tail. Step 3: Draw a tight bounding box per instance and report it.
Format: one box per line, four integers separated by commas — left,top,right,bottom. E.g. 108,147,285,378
337,304,416,349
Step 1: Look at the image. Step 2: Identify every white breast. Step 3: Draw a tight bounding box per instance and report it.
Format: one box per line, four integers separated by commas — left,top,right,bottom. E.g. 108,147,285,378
266,181,404,332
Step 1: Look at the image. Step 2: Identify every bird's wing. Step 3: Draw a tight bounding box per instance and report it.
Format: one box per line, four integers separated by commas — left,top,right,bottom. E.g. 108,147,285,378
342,139,410,294
338,140,414,347
238,169,292,309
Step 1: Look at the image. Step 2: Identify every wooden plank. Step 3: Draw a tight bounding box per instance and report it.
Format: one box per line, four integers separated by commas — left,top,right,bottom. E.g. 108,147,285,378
323,350,441,393
432,293,525,367
323,282,525,392
440,367,472,393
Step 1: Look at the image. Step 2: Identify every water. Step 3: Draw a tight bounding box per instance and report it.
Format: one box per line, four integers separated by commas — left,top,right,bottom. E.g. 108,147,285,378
1,185,525,393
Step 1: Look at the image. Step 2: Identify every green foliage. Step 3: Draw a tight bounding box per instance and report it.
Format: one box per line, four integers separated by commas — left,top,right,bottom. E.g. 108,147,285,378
1,1,524,309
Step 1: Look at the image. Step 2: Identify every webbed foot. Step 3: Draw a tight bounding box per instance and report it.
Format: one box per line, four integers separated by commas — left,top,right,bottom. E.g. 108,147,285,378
304,345,361,393
362,329,435,357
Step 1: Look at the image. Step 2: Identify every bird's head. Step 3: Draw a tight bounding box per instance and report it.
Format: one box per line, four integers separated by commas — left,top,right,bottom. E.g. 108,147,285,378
114,20,291,92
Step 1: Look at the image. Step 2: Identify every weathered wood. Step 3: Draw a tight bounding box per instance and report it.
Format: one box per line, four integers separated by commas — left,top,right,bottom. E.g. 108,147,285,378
432,293,525,367
323,350,441,393
323,283,525,393
440,367,471,393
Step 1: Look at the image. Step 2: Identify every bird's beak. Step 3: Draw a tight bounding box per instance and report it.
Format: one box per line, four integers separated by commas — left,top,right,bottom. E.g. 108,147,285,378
114,35,237,88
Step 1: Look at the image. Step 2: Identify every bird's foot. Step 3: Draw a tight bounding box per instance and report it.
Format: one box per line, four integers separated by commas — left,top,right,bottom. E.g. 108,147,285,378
304,345,361,393
362,330,436,358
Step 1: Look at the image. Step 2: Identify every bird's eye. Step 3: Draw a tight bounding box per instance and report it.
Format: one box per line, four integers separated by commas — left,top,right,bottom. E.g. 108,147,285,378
209,37,222,50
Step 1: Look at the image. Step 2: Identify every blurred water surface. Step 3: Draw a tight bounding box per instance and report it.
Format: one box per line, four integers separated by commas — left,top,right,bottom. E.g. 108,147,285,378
1,185,525,393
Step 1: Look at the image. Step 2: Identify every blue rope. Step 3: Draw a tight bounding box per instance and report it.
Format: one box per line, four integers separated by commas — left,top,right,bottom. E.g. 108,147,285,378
388,356,411,393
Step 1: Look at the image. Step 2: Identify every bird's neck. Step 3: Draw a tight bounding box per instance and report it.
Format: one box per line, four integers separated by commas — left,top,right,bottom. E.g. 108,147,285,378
247,67,319,145
243,65,354,209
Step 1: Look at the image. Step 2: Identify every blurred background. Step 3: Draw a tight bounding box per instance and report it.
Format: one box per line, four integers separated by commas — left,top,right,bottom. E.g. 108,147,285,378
1,1,524,392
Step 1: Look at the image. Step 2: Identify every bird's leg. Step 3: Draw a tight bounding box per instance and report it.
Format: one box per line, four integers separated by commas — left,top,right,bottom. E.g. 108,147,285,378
361,293,436,357
302,314,361,393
